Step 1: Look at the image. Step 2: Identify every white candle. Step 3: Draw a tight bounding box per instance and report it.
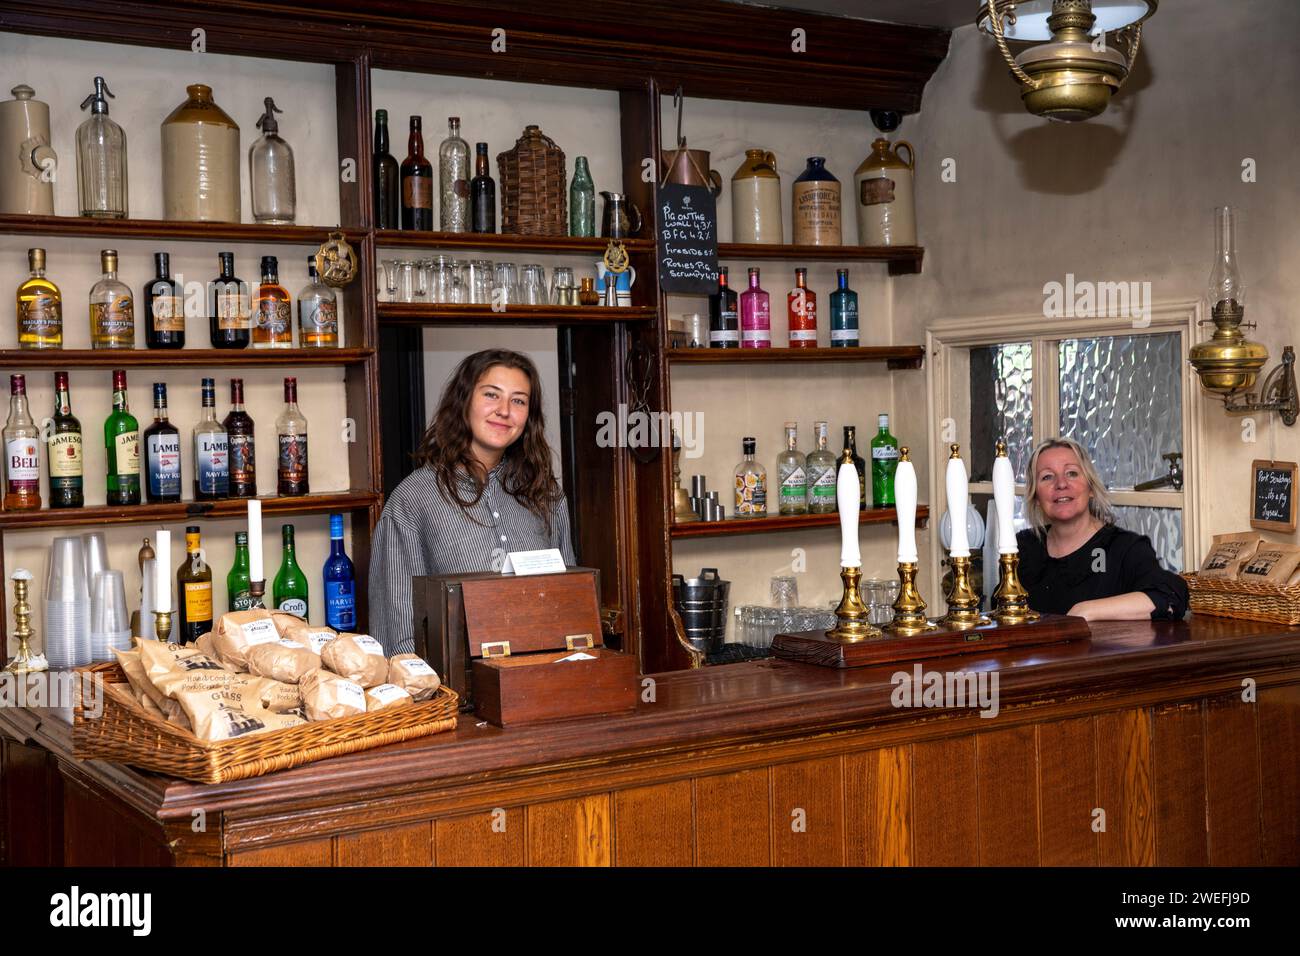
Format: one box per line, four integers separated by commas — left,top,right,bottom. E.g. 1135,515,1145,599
837,461,861,568
895,454,919,563
992,449,1019,555
248,499,264,582
154,530,171,614
946,448,970,558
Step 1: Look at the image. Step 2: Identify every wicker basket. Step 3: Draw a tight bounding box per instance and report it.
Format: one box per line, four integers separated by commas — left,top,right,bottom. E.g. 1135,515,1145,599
1181,572,1300,625
497,125,567,235
72,661,459,784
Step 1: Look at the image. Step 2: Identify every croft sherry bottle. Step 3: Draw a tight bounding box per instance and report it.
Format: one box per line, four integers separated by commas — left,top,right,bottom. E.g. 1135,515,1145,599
323,513,357,631
400,115,433,231
870,413,900,508
16,248,62,349
47,371,83,509
708,266,740,348
224,378,256,498
297,257,338,348
176,525,213,644
739,267,771,349
373,109,400,230
829,269,859,348
104,369,140,506
273,523,309,617
89,249,134,349
252,255,292,349
144,251,184,349
841,425,866,511
227,531,254,612
787,267,817,348
143,382,181,504
775,422,807,515
805,421,837,515
3,374,41,512
193,377,229,500
209,251,251,349
276,376,309,496
470,141,496,233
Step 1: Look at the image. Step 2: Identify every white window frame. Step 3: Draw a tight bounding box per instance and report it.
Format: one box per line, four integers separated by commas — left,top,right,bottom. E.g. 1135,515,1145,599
925,299,1206,591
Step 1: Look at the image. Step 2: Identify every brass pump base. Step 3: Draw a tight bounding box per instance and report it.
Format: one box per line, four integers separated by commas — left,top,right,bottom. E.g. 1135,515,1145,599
992,553,1040,625
826,566,881,642
942,555,991,629
885,561,937,636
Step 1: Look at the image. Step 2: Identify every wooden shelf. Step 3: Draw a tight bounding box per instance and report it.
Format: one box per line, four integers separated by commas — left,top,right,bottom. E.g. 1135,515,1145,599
0,490,380,531
716,243,924,275
670,505,930,539
667,345,924,369
0,214,362,246
375,229,654,256
378,303,657,325
0,348,374,369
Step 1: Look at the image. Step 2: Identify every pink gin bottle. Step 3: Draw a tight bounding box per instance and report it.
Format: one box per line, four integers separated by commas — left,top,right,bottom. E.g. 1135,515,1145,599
740,267,771,348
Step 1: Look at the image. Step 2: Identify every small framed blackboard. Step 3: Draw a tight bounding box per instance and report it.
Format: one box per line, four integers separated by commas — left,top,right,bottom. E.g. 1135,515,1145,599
1251,459,1297,532
655,182,719,295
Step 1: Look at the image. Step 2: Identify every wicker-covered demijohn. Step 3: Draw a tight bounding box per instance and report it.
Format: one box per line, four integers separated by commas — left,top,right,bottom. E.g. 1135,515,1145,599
497,124,567,236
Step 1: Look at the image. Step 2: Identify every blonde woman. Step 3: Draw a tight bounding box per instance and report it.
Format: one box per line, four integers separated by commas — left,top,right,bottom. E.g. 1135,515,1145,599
1015,437,1188,621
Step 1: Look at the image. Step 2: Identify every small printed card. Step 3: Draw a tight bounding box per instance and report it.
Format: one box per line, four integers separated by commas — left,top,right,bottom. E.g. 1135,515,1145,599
500,548,567,576
555,652,597,662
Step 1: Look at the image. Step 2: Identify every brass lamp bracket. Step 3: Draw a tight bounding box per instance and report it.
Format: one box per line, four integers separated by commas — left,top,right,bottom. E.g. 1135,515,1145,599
1222,345,1298,426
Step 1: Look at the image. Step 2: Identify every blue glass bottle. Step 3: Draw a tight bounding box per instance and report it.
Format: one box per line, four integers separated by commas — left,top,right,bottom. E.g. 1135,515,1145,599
829,268,859,347
322,513,356,631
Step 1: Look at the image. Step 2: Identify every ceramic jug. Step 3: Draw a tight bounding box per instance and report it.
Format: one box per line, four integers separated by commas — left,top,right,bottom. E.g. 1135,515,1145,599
792,156,841,246
161,84,241,222
731,148,782,244
660,147,722,196
0,85,56,216
853,138,916,247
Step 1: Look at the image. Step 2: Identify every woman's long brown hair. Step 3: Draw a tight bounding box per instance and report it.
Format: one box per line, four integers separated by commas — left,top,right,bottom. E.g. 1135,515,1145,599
413,349,563,532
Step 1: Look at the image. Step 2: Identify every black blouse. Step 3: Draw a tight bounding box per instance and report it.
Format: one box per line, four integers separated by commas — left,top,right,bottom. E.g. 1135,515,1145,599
1015,524,1189,619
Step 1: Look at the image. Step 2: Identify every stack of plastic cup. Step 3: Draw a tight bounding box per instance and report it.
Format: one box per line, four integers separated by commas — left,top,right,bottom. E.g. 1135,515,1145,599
90,569,131,661
83,532,109,587
44,536,91,668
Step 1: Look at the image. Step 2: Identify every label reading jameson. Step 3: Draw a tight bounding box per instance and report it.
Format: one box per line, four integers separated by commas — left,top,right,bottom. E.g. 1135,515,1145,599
278,433,308,486
47,432,83,491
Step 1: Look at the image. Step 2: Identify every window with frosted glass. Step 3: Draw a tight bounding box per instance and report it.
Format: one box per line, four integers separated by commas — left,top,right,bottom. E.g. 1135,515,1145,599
969,342,1032,483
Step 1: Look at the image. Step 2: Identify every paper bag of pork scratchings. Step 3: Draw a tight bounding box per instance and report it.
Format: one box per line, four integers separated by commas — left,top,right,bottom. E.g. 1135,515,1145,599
321,633,388,688
387,654,442,702
300,667,367,721
1197,532,1263,580
246,638,321,684
281,621,339,656
1238,542,1300,585
211,609,281,671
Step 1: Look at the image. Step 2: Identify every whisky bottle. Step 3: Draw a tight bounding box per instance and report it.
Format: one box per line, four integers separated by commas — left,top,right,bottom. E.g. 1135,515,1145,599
47,371,84,509
209,251,251,349
870,413,900,508
708,266,740,348
3,374,41,512
297,256,338,348
805,421,837,515
104,369,140,505
89,249,135,349
373,109,400,230
733,436,767,518
829,269,859,348
739,268,771,349
224,378,256,498
400,115,433,231
323,513,357,631
273,523,309,617
193,377,229,500
16,248,62,349
144,251,184,349
787,267,817,349
176,526,213,645
142,382,181,503
227,531,254,612
470,141,496,233
775,422,807,515
842,425,866,511
276,376,309,496
252,255,292,349
439,116,470,233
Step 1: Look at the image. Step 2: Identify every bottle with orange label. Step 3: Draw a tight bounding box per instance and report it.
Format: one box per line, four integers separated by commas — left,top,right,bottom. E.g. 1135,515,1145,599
176,525,213,645
787,267,817,348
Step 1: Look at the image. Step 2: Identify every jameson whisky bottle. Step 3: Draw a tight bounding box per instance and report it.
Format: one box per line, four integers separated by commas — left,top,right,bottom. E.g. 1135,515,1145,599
209,252,251,349
273,523,309,617
252,255,292,349
143,382,181,503
373,109,400,230
176,526,213,645
47,371,84,509
841,425,866,511
787,267,817,349
3,374,41,512
400,115,433,231
144,251,184,349
708,266,740,348
17,248,63,349
805,421,837,515
224,378,256,498
227,531,254,612
276,376,309,496
104,369,140,505
193,377,229,500
323,513,357,631
870,413,900,508
89,249,135,349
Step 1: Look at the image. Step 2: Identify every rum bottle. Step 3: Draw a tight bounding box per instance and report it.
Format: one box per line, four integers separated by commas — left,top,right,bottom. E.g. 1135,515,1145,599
224,378,256,498
47,371,83,509
104,369,140,505
775,422,807,515
787,267,817,348
209,251,251,349
373,109,399,230
176,525,213,644
193,377,229,500
143,382,181,504
16,248,62,349
89,249,134,349
144,251,184,349
276,376,309,496
252,255,292,348
3,374,40,512
739,267,771,349
400,115,433,231
708,266,739,348
870,413,900,508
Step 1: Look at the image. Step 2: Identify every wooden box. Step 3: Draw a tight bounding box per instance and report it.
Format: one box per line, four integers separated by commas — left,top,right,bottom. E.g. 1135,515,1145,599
413,568,638,725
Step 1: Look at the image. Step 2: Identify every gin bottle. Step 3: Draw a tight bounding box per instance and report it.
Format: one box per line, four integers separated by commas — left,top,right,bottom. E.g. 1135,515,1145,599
739,268,771,349
438,116,470,232
805,421,837,514
708,266,739,348
776,422,807,515
871,413,900,508
787,267,817,348
733,436,767,518
829,269,859,347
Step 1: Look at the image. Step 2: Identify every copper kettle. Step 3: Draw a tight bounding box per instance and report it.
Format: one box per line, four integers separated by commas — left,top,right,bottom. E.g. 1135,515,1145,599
660,147,723,196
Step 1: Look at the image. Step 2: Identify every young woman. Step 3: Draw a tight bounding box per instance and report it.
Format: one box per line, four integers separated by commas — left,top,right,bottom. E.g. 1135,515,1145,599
369,349,575,654
1016,437,1188,621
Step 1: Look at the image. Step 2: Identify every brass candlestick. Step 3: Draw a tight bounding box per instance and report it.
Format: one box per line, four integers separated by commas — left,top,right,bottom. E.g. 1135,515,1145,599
5,570,46,674
886,561,937,635
826,566,880,642
671,432,700,523
992,552,1039,624
942,555,991,629
154,609,173,643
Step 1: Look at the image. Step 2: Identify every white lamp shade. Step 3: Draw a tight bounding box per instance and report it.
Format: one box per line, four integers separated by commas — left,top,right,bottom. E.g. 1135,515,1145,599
838,462,862,568
895,459,918,563
946,455,970,557
979,0,1155,40
992,453,1019,554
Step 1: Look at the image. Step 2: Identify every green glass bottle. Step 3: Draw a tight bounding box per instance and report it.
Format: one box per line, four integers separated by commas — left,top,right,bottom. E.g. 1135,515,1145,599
272,523,309,618
870,412,900,508
104,368,140,506
227,531,254,612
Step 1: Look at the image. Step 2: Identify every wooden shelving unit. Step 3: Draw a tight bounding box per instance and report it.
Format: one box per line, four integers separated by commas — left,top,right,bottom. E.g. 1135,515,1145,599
667,345,924,369
0,348,374,369
670,506,930,539
375,229,654,256
377,303,656,325
716,242,924,276
0,213,362,245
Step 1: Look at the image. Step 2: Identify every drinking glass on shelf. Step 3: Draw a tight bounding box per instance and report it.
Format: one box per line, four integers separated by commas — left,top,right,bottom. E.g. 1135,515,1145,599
414,259,432,301
551,266,576,305
395,260,417,303
429,255,457,303
379,259,398,302
770,575,798,609
462,259,493,304
494,262,520,304
521,263,547,305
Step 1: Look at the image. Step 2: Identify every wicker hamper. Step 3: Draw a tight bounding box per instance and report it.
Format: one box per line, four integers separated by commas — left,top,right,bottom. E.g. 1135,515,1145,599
497,124,567,235
1181,572,1300,626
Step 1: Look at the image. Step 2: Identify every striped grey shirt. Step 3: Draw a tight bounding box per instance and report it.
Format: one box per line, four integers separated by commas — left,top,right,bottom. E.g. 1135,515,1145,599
368,464,576,655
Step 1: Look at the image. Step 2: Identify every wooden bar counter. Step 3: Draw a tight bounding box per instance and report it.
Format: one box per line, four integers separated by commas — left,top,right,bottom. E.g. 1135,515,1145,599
3,616,1299,867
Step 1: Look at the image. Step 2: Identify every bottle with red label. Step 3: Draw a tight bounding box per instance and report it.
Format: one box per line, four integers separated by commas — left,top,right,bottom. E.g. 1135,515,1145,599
3,374,41,511
787,267,818,348
276,376,309,496
739,267,771,349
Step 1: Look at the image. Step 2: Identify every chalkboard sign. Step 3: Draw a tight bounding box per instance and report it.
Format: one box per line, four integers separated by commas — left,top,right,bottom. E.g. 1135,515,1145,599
656,182,719,295
1251,459,1297,532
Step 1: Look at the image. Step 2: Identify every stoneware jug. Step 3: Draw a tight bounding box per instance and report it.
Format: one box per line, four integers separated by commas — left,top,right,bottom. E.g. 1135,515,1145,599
853,138,916,247
731,148,782,244
161,84,241,222
0,85,56,215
